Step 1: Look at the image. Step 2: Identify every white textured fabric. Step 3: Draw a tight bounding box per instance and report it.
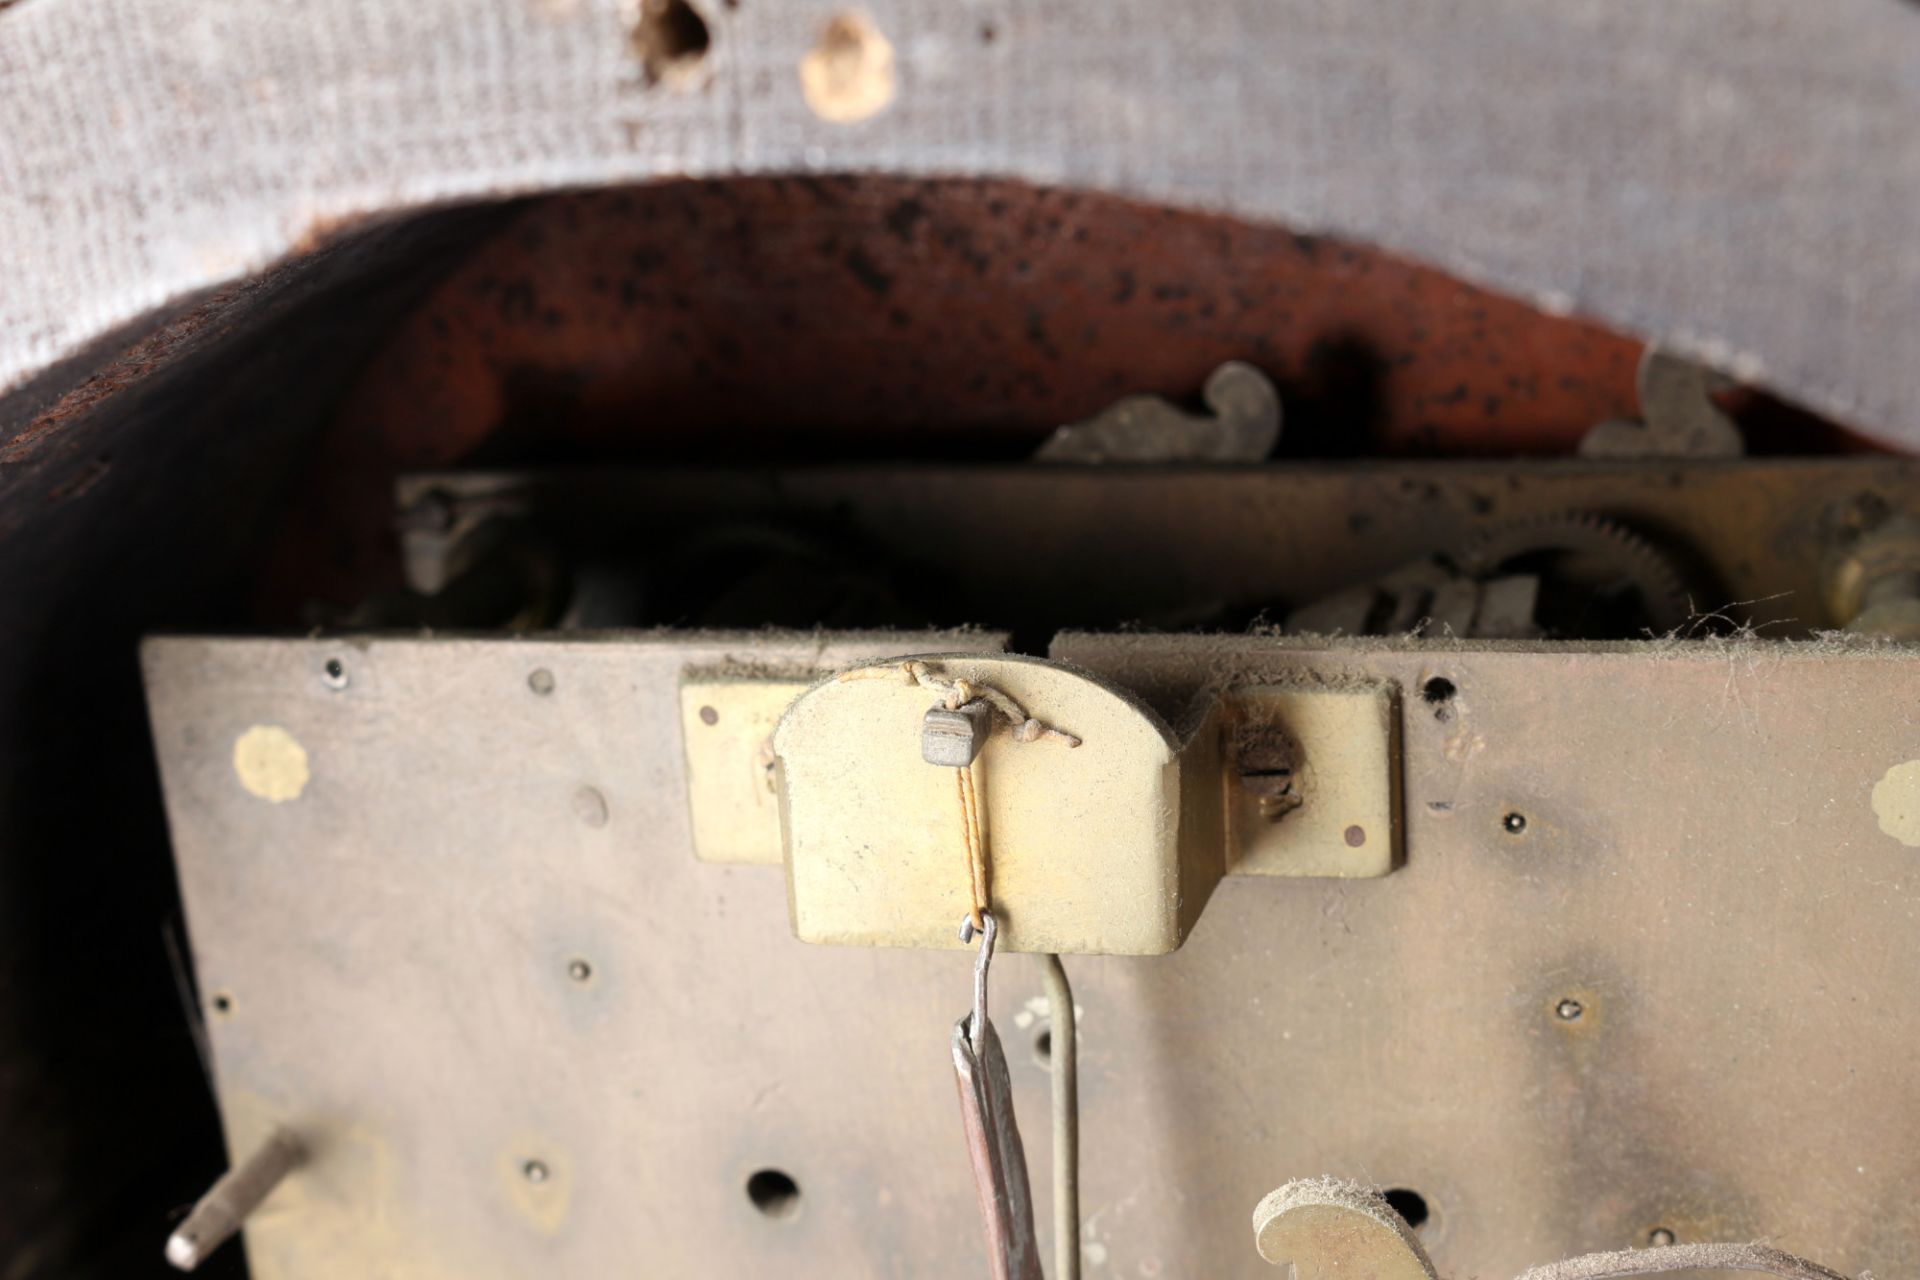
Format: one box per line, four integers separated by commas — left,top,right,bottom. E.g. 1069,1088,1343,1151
2,0,1917,439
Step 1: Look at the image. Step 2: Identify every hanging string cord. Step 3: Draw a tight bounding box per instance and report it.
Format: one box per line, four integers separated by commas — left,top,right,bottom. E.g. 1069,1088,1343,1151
841,658,1079,931
838,660,1084,747
854,659,1082,1280
956,765,989,931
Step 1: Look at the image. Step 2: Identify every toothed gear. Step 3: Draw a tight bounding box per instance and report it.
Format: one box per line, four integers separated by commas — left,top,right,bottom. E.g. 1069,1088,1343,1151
1456,512,1692,634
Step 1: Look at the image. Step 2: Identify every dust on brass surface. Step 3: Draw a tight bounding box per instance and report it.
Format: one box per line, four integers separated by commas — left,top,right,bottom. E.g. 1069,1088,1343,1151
144,631,1920,1278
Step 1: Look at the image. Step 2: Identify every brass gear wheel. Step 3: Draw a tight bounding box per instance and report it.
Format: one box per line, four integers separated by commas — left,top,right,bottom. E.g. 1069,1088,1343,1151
1455,512,1694,635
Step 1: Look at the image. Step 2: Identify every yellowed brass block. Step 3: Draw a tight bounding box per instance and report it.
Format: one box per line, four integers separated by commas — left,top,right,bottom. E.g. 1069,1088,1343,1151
1225,684,1399,877
774,654,1215,955
680,679,808,865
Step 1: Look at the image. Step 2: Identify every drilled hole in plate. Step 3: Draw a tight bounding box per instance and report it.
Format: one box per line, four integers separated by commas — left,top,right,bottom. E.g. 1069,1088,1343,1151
632,0,711,87
1383,1187,1429,1230
746,1168,801,1220
1421,676,1455,720
1033,1029,1052,1067
210,991,234,1016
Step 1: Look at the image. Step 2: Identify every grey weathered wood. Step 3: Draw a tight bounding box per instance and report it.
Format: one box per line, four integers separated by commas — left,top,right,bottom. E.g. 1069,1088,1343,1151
3,1,1919,443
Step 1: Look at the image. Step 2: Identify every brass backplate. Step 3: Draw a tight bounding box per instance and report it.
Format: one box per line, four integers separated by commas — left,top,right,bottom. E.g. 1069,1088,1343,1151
145,630,1920,1279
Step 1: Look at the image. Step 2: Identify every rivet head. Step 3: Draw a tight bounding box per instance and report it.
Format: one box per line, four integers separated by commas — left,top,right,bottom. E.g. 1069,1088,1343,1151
1648,1228,1677,1247
528,668,556,696
1343,824,1367,848
568,959,593,982
1503,812,1528,834
1555,998,1584,1022
522,1159,550,1184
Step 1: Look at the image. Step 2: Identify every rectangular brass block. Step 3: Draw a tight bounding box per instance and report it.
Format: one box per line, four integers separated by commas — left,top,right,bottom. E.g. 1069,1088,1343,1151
680,679,806,865
775,654,1201,956
1223,683,1400,878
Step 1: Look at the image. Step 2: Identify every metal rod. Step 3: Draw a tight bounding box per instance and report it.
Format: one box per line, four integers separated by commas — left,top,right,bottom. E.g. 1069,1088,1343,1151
960,910,997,1059
166,1129,302,1271
1041,954,1080,1280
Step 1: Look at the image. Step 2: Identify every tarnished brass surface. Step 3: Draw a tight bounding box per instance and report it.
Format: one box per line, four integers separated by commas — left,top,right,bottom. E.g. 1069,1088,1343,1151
397,459,1920,637
1823,514,1920,640
145,631,1920,1278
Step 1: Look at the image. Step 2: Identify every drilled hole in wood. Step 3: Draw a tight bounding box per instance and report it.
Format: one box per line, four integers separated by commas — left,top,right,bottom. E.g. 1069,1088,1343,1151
1383,1187,1429,1230
799,11,896,123
632,0,711,88
746,1168,801,1220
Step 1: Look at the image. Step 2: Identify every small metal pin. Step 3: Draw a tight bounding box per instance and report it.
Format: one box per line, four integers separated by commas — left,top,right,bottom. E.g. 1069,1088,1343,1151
922,700,992,768
166,1128,302,1271
958,910,998,1059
